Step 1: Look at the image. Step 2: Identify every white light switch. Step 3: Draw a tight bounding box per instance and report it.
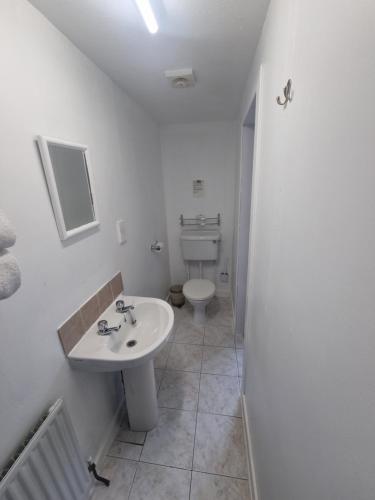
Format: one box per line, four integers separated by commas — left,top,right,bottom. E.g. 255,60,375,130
116,220,127,245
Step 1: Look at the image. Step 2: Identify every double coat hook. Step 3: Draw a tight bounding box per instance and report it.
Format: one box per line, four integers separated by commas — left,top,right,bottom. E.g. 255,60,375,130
277,79,293,106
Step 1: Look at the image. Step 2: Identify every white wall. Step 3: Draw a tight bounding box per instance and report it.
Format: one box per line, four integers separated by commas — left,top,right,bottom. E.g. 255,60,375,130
161,121,237,295
241,1,375,499
0,0,169,468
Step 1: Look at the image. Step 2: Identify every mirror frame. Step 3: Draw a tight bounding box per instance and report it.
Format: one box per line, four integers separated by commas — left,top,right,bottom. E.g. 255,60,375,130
37,136,100,241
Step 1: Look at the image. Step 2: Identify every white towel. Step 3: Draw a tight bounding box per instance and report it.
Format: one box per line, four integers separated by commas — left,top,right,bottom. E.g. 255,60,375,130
0,209,16,249
0,249,21,300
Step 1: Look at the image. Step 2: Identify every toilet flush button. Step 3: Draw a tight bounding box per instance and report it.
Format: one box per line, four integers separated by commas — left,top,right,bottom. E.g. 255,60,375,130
116,220,127,245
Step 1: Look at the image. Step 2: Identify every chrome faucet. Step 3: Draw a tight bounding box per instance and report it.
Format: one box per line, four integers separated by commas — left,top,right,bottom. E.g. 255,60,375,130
97,319,121,336
116,300,137,325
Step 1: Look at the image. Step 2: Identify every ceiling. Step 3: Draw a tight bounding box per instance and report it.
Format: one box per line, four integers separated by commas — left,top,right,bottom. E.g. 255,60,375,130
29,0,270,124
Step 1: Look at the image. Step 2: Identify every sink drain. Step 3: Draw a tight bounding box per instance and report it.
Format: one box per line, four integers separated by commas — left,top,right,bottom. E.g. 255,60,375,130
127,340,137,348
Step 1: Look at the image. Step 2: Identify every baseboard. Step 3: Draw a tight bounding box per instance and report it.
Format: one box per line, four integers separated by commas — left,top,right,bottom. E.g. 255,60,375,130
94,397,126,466
241,395,259,500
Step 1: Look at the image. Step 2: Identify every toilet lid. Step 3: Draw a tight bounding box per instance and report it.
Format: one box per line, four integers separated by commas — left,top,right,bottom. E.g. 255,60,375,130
183,279,215,301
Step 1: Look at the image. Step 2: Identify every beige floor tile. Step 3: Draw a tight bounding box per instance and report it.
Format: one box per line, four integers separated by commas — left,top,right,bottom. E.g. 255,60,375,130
158,370,200,411
201,346,238,376
140,408,196,469
174,320,204,345
198,373,241,417
166,343,203,372
108,440,142,461
129,463,191,500
154,343,172,369
204,324,235,347
190,471,250,500
154,368,164,391
193,413,247,479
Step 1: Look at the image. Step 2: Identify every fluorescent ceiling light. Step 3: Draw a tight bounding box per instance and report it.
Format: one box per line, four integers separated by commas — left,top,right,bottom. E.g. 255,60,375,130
134,0,159,34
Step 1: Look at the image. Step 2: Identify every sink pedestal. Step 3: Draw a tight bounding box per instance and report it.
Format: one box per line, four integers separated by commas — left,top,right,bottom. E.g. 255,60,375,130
123,360,158,431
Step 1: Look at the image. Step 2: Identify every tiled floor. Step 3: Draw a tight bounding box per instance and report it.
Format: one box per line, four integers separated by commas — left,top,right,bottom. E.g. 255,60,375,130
91,297,248,500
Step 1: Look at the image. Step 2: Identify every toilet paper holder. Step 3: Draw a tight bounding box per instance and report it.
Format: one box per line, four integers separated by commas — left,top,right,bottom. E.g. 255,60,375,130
150,241,164,253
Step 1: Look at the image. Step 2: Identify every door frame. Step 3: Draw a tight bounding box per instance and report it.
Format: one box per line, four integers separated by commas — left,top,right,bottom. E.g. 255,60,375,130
234,65,264,387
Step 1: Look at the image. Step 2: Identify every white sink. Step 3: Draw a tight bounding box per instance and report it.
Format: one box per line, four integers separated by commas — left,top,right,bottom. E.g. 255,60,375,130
69,295,174,371
68,294,174,431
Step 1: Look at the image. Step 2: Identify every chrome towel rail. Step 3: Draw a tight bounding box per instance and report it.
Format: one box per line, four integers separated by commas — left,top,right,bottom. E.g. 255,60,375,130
179,214,221,227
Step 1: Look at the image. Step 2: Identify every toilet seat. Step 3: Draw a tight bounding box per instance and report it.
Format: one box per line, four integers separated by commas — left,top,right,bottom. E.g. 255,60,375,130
183,279,215,301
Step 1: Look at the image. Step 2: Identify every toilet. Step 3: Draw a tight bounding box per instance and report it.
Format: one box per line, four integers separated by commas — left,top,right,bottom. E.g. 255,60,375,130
183,278,216,325
180,229,221,325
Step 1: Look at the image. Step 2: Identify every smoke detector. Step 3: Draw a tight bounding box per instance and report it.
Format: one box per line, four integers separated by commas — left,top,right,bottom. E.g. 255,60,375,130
164,68,196,89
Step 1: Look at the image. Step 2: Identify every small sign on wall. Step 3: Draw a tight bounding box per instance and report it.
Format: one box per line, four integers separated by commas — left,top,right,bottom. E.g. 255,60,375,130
193,179,204,197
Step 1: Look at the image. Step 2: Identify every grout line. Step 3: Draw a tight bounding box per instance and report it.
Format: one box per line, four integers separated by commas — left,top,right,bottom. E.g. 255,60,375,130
172,340,205,346
201,344,237,350
196,409,242,419
107,452,142,462
117,439,145,446
155,368,166,394
104,454,251,487
154,405,242,419
165,342,173,366
161,367,201,375
108,440,144,448
190,371,201,500
104,456,139,464
188,469,193,500
203,324,208,348
160,367,201,374
126,460,139,500
191,468,250,481
188,470,193,500
163,367,237,378
155,342,172,370
138,457,194,472
132,457,249,482
203,343,236,348
199,371,239,380
201,370,238,376
135,461,192,472
157,405,197,412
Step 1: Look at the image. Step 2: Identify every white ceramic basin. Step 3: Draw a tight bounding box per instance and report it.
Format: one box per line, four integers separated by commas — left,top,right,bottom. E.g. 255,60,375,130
68,294,174,432
68,295,174,371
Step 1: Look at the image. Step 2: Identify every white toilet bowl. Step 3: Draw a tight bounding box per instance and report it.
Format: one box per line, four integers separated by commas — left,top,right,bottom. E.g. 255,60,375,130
183,278,215,326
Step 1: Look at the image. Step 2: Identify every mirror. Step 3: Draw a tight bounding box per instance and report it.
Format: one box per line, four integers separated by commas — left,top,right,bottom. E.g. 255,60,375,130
38,136,99,240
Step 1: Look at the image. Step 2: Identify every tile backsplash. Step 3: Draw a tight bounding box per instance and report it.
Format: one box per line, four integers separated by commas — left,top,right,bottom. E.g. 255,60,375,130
58,272,123,354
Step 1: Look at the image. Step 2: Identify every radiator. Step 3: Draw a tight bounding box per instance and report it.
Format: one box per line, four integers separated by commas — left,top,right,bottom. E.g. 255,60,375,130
0,399,92,500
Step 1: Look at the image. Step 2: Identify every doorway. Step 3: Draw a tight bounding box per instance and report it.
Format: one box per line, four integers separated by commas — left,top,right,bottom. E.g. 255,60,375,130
233,66,263,397
234,98,257,339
